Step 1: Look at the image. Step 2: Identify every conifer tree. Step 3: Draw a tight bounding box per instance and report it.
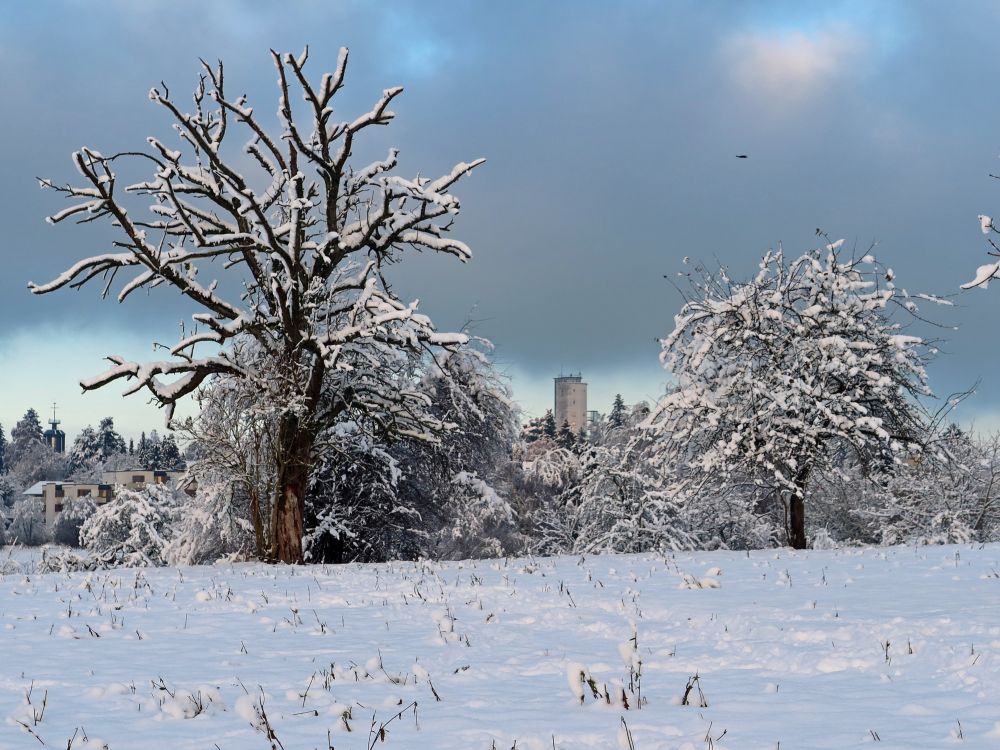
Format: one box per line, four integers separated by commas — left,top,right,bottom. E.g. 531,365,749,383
557,420,577,449
8,409,45,468
609,394,627,428
543,410,557,439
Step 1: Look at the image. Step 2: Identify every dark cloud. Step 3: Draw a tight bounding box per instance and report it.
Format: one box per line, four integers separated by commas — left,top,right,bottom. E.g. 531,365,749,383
4,0,1000,428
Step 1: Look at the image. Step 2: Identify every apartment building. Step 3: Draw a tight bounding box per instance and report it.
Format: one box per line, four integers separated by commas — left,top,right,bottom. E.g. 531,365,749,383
23,469,187,526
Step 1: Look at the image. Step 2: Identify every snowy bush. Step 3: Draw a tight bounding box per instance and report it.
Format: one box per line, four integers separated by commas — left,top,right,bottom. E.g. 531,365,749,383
858,428,1000,545
37,548,94,573
7,499,50,546
562,441,694,554
305,436,408,564
80,484,180,567
167,481,255,565
0,476,16,508
523,448,580,493
51,496,97,547
433,472,522,560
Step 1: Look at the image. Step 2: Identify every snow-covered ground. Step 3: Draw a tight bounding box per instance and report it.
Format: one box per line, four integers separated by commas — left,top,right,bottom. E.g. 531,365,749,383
1,544,999,749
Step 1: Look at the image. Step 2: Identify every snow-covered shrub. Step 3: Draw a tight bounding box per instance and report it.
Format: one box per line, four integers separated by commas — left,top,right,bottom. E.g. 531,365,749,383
177,340,280,563
51,496,97,547
0,476,16,508
304,340,521,564
38,548,94,573
80,484,180,567
433,472,522,560
808,528,842,550
561,440,694,554
523,447,580,494
306,436,407,564
857,429,1000,545
7,499,50,546
167,481,255,565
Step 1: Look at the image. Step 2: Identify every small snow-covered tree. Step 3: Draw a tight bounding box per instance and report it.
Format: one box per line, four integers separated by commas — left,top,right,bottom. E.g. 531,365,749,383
178,342,278,560
433,472,520,559
0,476,16,509
32,48,482,563
558,423,695,554
68,426,100,472
52,496,98,547
557,420,577,450
159,435,185,470
860,428,1000,545
647,241,942,549
97,417,127,460
609,394,627,428
7,409,44,471
167,480,255,564
543,410,557,439
521,412,550,444
7,499,50,547
306,436,404,563
523,446,579,492
135,431,164,470
80,484,180,567
395,342,521,558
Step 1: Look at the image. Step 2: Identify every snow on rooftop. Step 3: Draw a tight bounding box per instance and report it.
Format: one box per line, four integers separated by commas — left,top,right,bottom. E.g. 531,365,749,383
21,481,63,496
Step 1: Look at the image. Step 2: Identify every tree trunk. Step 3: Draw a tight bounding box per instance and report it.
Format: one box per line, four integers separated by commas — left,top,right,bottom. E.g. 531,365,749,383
270,413,313,564
788,494,807,549
787,463,811,550
248,487,267,561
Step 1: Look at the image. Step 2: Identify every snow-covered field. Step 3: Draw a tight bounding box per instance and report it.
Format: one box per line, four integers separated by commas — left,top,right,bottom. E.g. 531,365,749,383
1,544,999,749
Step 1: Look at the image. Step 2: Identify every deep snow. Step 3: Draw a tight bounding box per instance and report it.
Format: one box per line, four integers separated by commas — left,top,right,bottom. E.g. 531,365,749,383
1,543,999,749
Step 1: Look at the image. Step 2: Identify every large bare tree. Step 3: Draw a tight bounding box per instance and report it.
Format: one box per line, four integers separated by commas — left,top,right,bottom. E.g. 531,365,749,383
31,47,483,563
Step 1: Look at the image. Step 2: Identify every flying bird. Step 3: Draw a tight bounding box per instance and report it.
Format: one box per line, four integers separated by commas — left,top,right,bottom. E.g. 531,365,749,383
735,154,748,159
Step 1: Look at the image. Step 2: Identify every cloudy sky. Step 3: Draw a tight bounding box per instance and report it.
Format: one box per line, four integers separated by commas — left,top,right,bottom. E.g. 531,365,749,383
2,0,1000,440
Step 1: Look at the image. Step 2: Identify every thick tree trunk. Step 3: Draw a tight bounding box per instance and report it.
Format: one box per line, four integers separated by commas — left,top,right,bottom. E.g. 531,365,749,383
787,463,812,550
270,413,313,564
788,495,807,550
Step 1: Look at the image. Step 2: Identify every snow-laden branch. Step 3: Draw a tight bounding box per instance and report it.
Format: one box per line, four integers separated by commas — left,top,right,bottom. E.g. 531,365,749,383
33,48,482,422
35,48,487,562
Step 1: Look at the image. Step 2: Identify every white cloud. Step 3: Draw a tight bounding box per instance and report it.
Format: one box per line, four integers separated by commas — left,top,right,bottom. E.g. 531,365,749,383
724,24,865,105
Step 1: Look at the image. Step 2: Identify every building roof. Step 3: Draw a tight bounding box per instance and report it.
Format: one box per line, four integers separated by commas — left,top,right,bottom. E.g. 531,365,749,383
22,481,60,496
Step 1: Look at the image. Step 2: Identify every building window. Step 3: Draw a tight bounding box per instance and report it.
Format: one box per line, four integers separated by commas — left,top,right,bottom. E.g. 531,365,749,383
77,488,91,497
132,475,145,484
55,487,64,498
54,503,63,513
